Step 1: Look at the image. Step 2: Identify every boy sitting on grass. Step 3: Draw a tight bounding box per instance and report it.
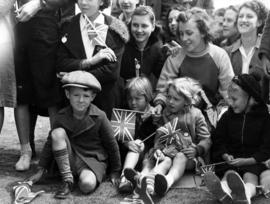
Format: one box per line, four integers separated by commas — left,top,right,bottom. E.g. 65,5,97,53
27,70,121,199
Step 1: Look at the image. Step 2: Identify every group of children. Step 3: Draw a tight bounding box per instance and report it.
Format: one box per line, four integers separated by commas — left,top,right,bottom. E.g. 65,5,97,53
4,0,270,203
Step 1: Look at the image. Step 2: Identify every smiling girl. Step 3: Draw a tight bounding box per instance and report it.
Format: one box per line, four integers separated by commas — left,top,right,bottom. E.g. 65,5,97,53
120,5,165,90
226,0,269,102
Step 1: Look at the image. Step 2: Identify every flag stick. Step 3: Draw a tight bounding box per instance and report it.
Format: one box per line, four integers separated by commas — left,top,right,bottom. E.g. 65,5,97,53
83,14,107,48
200,160,236,168
113,108,145,114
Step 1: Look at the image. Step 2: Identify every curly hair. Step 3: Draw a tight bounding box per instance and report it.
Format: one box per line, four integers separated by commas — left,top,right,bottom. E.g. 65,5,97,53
167,77,202,106
239,0,269,34
176,7,213,43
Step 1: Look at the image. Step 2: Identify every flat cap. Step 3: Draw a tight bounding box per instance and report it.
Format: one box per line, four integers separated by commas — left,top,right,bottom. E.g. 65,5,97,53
62,71,101,92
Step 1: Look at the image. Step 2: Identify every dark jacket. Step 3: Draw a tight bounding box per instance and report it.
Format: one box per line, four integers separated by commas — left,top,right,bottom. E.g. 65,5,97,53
259,11,270,60
39,104,121,181
120,26,165,88
226,37,269,103
212,104,270,163
57,13,129,118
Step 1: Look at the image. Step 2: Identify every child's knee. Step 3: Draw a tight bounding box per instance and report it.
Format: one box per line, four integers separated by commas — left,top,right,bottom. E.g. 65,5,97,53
51,128,67,142
260,170,270,184
79,170,97,194
163,156,173,166
79,177,97,194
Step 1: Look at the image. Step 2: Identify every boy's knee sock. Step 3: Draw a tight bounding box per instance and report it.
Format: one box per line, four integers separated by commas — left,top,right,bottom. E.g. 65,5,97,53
53,148,73,183
146,173,155,195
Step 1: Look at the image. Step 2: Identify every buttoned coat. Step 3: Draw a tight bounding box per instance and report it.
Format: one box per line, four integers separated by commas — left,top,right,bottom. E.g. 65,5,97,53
39,104,121,182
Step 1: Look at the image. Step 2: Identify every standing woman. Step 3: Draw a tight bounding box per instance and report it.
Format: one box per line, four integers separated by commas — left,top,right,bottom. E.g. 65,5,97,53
153,8,234,128
0,0,16,134
226,0,269,102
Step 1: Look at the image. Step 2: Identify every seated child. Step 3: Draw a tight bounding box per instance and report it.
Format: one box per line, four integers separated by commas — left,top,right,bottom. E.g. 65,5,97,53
124,77,211,196
27,71,121,199
118,77,157,193
204,73,270,204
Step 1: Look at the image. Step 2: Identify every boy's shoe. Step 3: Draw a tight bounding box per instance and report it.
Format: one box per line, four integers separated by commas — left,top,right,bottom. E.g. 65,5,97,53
119,177,133,193
54,181,73,199
15,151,32,171
154,174,168,196
227,171,250,204
124,168,140,189
204,171,233,204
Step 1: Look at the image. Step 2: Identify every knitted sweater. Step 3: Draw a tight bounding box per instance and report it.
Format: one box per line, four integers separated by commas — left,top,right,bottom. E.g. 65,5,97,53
154,43,234,106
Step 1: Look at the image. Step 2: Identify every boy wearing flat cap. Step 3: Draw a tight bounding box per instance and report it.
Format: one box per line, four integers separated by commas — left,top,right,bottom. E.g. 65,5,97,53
27,71,121,199
204,73,270,204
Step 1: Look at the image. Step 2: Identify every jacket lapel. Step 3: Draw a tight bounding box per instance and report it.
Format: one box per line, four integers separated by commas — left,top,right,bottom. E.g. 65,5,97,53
63,14,86,59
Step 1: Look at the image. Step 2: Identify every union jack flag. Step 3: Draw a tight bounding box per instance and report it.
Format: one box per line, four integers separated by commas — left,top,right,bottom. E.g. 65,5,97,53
156,117,192,149
111,108,136,143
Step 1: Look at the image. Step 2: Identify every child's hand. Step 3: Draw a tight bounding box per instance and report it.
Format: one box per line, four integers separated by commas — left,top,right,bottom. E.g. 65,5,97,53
222,153,234,162
182,147,197,159
110,172,120,186
91,47,117,65
154,149,165,161
16,0,41,22
127,140,141,153
151,105,163,124
229,158,256,167
134,139,145,152
264,159,270,169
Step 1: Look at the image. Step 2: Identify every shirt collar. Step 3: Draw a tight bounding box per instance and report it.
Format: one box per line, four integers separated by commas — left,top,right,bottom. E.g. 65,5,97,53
231,35,261,53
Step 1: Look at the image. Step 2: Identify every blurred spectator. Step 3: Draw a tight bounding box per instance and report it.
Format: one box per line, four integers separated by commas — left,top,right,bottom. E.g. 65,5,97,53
220,5,240,48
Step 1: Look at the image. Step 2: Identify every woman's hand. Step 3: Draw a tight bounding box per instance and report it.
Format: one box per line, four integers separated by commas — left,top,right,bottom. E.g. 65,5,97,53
126,140,143,153
134,139,145,152
91,47,117,65
16,0,41,22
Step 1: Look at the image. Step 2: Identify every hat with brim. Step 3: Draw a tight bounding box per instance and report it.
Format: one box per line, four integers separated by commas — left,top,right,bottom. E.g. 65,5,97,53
61,71,101,92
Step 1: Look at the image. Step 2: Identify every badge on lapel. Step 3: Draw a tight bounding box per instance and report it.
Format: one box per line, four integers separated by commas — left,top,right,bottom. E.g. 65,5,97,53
61,34,68,44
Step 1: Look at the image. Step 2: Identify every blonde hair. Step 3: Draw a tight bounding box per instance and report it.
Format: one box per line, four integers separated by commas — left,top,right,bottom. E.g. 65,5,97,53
167,77,202,105
126,77,153,102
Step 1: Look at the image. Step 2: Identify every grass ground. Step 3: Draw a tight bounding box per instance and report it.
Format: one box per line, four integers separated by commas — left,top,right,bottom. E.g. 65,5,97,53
0,108,269,203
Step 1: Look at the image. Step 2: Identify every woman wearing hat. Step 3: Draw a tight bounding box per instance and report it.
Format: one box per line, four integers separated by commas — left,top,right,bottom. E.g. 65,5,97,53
204,73,270,204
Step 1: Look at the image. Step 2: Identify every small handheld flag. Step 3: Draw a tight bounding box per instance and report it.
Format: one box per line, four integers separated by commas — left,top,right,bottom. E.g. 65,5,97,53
111,108,136,143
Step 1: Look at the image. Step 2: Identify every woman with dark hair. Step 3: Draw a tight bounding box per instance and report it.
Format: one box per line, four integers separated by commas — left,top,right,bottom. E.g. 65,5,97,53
226,0,269,103
120,6,165,90
117,0,140,24
153,7,234,129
